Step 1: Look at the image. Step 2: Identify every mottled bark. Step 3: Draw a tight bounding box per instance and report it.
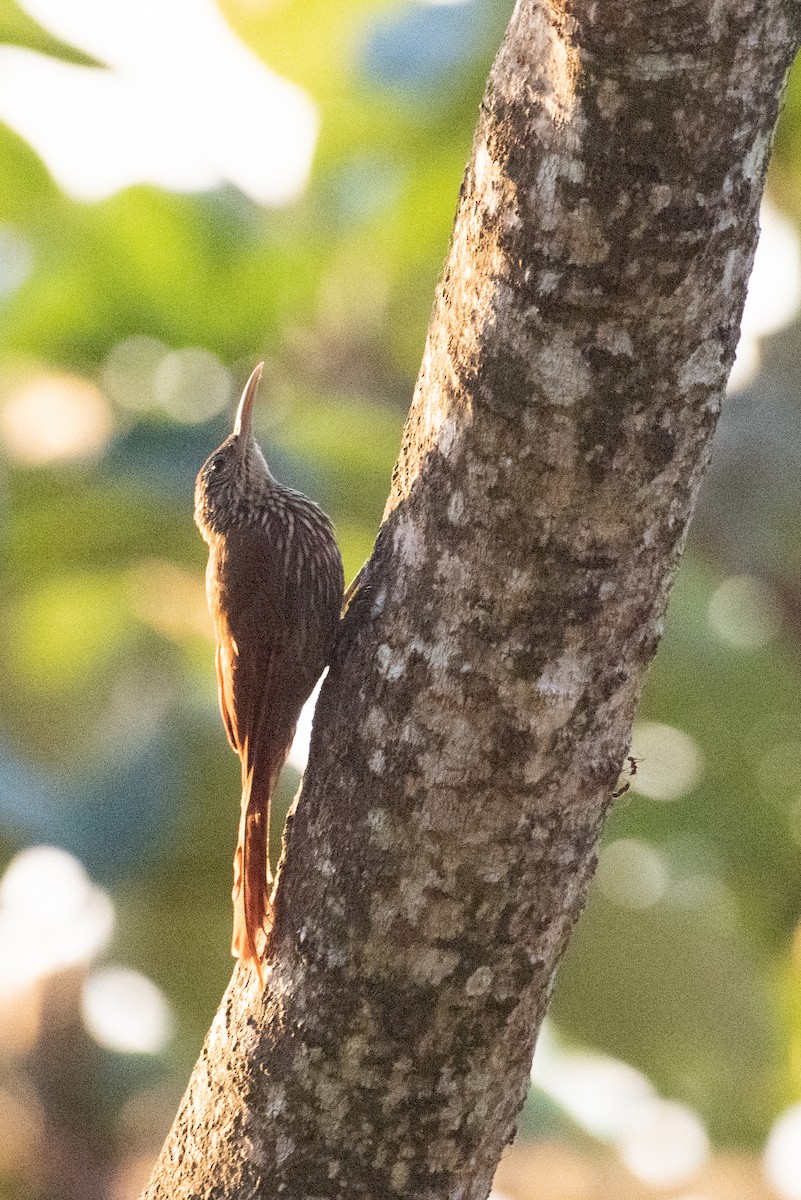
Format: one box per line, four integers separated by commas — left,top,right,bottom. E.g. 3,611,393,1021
144,2,800,1198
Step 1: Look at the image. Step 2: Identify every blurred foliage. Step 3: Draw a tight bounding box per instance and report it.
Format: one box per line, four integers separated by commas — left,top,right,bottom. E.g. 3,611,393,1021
0,1,799,1197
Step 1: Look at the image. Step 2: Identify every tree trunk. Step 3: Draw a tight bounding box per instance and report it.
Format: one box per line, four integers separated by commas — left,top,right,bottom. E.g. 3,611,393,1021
143,2,800,1197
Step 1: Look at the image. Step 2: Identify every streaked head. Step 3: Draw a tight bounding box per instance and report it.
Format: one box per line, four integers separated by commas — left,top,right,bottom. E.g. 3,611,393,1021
194,362,272,537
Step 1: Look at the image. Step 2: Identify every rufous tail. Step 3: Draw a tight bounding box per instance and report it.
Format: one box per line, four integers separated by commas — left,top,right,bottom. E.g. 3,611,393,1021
231,759,277,984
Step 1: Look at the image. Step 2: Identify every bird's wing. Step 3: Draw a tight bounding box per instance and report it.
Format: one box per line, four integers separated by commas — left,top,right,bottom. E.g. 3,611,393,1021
214,522,342,975
215,639,240,753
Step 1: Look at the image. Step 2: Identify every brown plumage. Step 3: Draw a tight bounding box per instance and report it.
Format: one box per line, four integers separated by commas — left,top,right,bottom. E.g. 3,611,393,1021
194,363,344,977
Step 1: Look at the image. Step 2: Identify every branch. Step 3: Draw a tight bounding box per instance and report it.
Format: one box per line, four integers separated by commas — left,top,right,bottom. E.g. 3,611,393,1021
144,2,800,1196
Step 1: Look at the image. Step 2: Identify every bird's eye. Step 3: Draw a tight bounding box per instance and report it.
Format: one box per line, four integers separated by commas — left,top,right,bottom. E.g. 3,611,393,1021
209,454,224,473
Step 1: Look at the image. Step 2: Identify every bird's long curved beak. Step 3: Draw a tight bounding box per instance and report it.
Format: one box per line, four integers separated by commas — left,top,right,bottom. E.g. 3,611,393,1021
233,362,264,440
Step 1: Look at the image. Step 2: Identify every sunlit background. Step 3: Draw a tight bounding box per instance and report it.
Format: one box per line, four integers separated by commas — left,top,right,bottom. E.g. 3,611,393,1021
0,1,800,1198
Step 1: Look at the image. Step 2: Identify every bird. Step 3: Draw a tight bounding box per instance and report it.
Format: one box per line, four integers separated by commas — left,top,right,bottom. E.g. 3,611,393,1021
194,363,344,977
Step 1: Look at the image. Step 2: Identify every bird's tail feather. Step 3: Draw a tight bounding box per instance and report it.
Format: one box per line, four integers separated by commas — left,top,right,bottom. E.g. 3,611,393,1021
231,757,277,984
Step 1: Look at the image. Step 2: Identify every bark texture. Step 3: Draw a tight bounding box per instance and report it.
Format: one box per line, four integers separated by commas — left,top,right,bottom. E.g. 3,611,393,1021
144,2,800,1197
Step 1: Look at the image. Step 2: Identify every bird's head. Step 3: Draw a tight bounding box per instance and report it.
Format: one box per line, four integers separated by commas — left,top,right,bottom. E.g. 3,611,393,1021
194,362,272,539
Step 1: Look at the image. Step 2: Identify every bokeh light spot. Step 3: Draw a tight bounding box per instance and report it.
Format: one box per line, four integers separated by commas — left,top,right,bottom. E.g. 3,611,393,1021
82,966,173,1055
533,1033,655,1142
764,1103,801,1200
3,0,319,204
618,1099,709,1188
105,339,232,423
630,721,703,802
596,838,668,909
708,575,780,649
0,223,33,298
154,348,232,423
729,199,801,392
0,372,113,464
0,846,114,998
532,1025,710,1189
103,335,169,413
